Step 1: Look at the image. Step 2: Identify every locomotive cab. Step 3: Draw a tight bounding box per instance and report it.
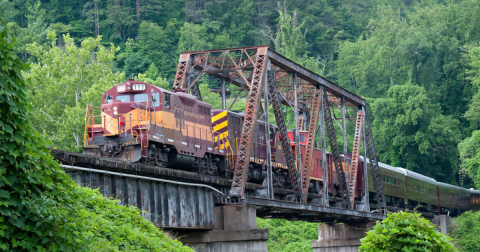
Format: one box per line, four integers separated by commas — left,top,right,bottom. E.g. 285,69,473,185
84,79,164,162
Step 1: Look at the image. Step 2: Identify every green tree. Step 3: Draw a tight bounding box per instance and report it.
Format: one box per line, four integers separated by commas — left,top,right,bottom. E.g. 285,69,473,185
23,31,125,151
199,83,221,109
256,218,319,252
0,15,191,251
451,210,480,251
360,211,457,252
135,63,170,90
371,83,461,182
135,21,173,75
176,22,212,54
459,46,480,188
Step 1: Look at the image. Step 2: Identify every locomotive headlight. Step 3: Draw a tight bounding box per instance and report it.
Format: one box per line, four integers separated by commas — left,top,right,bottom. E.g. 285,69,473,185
113,111,118,115
113,107,117,110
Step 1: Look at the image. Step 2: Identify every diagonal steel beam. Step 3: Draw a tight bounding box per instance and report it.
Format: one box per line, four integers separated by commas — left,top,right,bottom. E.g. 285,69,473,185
229,47,268,198
322,91,350,209
173,53,192,90
269,72,303,199
364,108,386,210
348,110,364,209
301,88,322,203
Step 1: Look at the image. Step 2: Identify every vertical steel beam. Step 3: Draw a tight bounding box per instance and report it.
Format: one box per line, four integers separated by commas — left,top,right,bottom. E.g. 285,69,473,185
221,78,226,110
173,53,191,90
364,108,386,210
190,82,203,101
322,91,350,208
301,88,322,203
264,62,273,199
348,110,364,210
293,73,302,186
341,97,349,199
319,87,329,207
230,48,268,198
361,106,370,212
269,76,302,199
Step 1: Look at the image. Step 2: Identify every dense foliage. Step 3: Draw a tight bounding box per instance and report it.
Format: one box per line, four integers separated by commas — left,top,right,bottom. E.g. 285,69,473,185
451,211,480,252
256,218,319,252
0,15,191,251
359,211,456,252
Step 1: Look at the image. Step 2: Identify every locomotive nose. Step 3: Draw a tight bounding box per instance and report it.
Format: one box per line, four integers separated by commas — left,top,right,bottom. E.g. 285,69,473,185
102,102,134,118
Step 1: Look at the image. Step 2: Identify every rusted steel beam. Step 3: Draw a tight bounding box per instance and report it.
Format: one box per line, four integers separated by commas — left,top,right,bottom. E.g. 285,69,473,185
364,109,386,210
177,46,365,107
266,50,365,106
341,97,349,202
301,88,322,203
361,106,370,212
229,47,268,198
173,53,191,90
269,73,303,199
348,111,364,209
322,90,350,209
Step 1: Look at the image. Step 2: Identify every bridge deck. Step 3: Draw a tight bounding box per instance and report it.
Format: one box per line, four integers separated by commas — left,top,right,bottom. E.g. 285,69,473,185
52,149,384,226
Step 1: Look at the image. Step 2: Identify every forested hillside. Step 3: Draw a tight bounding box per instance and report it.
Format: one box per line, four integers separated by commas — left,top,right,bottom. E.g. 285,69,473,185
2,0,480,186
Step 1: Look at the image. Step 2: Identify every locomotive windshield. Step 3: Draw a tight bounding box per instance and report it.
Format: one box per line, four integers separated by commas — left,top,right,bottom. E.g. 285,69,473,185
134,93,149,102
116,95,130,102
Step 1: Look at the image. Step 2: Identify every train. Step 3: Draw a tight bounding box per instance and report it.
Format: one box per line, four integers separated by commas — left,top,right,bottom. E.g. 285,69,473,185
83,79,480,215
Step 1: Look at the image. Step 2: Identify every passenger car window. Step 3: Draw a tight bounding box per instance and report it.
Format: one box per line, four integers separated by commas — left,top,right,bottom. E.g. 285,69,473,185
116,95,130,102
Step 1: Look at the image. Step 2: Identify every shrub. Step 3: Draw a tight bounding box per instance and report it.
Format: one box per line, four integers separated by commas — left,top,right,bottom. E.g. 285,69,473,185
359,211,457,252
451,210,480,252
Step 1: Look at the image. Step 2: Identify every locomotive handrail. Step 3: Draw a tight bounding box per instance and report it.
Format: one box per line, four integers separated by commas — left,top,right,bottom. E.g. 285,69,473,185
84,104,102,147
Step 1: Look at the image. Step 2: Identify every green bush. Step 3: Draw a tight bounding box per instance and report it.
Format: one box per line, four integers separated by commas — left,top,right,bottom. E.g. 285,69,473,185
256,218,319,252
0,16,191,251
451,211,480,252
359,211,457,252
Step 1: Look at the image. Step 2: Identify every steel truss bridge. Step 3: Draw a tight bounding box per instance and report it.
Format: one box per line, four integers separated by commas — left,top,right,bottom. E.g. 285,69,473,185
53,45,387,229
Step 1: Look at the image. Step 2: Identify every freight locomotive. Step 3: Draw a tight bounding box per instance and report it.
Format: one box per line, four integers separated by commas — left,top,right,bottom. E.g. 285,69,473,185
83,79,480,215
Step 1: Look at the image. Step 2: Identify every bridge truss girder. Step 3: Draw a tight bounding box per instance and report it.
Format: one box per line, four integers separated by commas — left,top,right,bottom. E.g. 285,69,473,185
172,46,385,210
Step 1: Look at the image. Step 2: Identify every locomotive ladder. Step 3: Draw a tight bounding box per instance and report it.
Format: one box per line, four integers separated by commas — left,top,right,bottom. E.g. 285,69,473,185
301,88,322,203
348,111,364,209
268,72,303,199
364,109,386,210
322,91,350,209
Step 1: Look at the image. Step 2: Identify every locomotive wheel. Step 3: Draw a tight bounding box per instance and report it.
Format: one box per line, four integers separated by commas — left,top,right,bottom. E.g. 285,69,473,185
154,147,168,167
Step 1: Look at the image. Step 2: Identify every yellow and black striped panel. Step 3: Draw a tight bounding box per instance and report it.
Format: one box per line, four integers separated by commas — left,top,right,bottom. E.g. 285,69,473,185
212,111,229,150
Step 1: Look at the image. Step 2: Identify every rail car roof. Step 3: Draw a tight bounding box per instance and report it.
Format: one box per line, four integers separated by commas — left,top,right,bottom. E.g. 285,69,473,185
438,182,460,190
358,157,407,176
457,186,470,194
405,170,437,184
469,189,480,195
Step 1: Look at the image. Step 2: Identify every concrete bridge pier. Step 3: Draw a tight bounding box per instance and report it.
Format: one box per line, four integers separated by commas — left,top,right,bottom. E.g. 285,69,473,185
179,205,269,252
311,222,376,252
